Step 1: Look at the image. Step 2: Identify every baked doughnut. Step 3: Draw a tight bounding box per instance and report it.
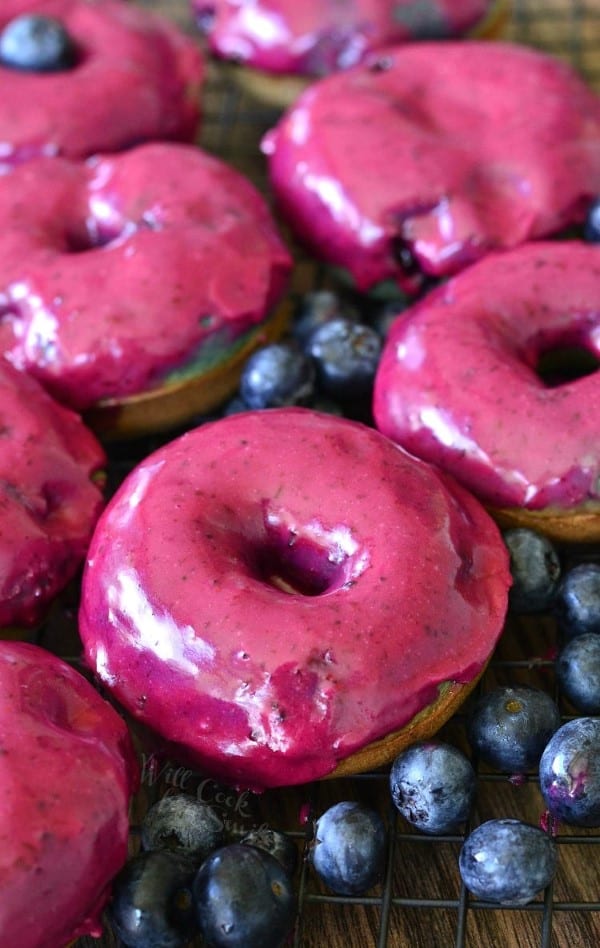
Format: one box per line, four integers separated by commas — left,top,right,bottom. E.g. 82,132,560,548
0,142,292,438
193,0,510,107
79,408,510,790
0,357,104,631
0,0,203,166
263,41,600,293
373,241,600,544
0,640,138,947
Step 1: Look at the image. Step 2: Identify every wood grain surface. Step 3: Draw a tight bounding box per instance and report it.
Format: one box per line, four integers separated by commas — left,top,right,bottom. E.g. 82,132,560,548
66,1,600,946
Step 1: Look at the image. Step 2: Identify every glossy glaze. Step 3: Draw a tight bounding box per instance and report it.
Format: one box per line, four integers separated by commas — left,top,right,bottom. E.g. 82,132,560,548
80,408,510,789
373,241,600,510
0,0,203,165
0,143,291,410
194,0,495,75
263,42,600,292
0,640,137,946
0,358,104,627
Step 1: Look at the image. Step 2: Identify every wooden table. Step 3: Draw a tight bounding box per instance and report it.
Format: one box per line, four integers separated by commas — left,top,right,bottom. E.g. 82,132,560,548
70,2,600,945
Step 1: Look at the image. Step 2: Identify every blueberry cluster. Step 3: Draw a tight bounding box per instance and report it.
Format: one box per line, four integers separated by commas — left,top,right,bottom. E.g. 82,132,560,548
224,288,407,423
109,794,297,947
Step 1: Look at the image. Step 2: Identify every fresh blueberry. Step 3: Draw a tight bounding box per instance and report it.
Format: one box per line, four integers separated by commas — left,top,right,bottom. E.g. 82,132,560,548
583,197,600,242
556,634,600,713
305,317,382,402
539,717,600,826
141,794,225,863
467,685,561,773
554,562,600,640
459,819,557,905
502,528,561,613
310,801,386,895
291,289,359,348
389,741,476,834
0,14,76,72
240,827,298,877
239,342,315,409
109,850,198,948
193,843,295,948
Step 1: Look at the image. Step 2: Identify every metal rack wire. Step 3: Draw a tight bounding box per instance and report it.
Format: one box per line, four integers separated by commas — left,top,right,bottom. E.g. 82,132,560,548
61,2,600,945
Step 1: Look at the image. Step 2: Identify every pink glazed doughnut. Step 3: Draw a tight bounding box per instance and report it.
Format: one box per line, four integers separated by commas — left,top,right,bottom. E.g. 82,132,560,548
373,241,600,543
0,640,138,948
263,41,600,293
0,142,292,438
0,357,104,630
79,408,510,790
0,0,203,167
193,0,509,106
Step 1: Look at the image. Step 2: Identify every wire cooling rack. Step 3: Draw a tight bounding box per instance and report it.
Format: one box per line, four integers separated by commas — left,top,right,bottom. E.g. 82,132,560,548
49,1,600,945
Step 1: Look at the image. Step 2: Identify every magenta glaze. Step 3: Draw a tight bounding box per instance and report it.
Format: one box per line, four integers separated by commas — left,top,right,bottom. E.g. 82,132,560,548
0,640,137,947
373,241,600,511
263,42,600,292
0,0,203,166
79,408,510,790
0,142,291,410
0,358,104,627
193,0,495,75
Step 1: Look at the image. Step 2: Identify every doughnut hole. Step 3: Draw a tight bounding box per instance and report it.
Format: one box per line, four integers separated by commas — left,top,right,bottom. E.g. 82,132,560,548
533,328,600,387
250,509,368,596
63,220,125,253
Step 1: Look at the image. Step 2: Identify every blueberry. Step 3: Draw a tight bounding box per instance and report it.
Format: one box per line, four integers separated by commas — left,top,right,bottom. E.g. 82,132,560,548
502,528,561,613
467,685,561,773
556,634,600,713
109,850,198,948
389,741,476,834
239,342,315,409
310,801,386,895
583,197,600,242
193,843,295,948
459,819,557,905
305,317,382,402
291,289,359,348
0,14,76,72
539,717,600,826
240,827,298,877
554,562,600,640
141,794,225,863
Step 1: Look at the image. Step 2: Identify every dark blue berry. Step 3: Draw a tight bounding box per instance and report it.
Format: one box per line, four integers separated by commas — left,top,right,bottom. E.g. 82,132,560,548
193,843,295,948
239,342,315,409
459,819,557,905
141,794,225,863
389,741,476,834
583,197,600,242
305,317,382,402
467,685,561,773
291,289,359,348
109,850,198,948
0,15,76,72
539,717,600,826
502,528,561,614
310,801,386,895
240,827,298,877
554,562,600,640
556,634,600,713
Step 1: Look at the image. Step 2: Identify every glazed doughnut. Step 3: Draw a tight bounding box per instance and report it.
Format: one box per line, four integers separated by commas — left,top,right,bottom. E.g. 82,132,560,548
263,41,600,293
0,357,104,631
0,640,138,947
373,241,600,544
0,142,292,438
0,0,203,166
193,0,510,107
79,408,510,790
